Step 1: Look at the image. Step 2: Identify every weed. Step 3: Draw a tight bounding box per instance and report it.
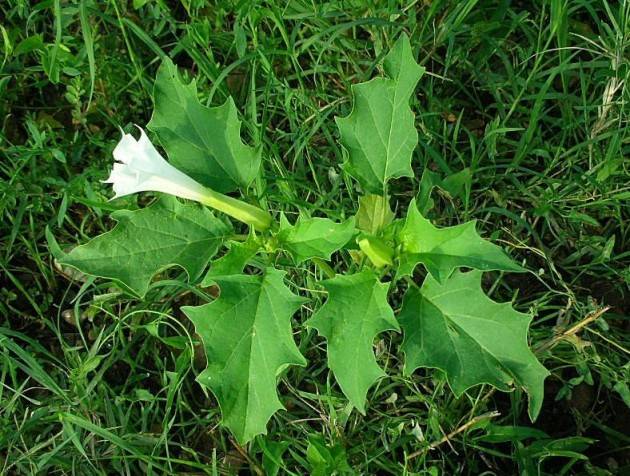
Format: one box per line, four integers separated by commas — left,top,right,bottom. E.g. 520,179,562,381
1,1,628,474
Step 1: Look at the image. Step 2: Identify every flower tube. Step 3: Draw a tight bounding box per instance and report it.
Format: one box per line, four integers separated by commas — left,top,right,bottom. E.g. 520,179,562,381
105,127,272,230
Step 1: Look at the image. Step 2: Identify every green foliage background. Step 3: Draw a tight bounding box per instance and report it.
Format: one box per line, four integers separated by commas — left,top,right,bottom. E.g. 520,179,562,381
1,0,628,474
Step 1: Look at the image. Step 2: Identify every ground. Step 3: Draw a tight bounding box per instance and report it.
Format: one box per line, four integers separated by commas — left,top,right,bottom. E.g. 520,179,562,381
1,1,629,475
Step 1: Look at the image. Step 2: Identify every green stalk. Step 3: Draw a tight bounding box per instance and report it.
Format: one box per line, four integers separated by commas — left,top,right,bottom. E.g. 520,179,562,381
199,188,272,231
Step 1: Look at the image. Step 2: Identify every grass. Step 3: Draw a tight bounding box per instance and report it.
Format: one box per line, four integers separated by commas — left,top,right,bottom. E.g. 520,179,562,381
1,0,629,474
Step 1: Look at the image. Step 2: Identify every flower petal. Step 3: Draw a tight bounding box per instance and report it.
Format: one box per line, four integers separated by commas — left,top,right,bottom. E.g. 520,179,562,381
107,127,209,203
112,133,140,165
105,162,141,198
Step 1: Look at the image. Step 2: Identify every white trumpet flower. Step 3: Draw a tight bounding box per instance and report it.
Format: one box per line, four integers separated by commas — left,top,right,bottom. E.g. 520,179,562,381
106,127,208,202
105,127,272,230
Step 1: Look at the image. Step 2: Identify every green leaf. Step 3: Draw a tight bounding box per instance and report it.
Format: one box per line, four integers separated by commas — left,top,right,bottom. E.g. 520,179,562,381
399,270,549,420
398,199,524,282
416,168,472,215
147,57,260,193
306,270,400,412
356,194,394,235
613,381,630,408
260,439,290,476
201,236,260,283
441,167,472,199
182,268,306,444
479,424,549,443
306,435,353,476
416,169,441,215
60,197,231,297
357,235,394,268
277,214,355,263
336,34,424,193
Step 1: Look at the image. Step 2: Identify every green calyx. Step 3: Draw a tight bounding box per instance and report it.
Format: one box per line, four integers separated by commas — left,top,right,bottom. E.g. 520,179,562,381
358,235,394,268
199,188,272,231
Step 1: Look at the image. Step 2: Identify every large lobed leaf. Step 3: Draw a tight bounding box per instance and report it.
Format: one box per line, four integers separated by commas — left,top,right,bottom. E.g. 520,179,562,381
183,268,306,444
398,199,524,282
336,34,424,193
59,196,231,297
399,270,549,420
148,58,260,193
277,214,356,263
306,270,400,412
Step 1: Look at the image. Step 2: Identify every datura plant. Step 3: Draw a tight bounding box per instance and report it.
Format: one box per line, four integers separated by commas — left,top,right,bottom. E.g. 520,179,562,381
52,35,548,444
